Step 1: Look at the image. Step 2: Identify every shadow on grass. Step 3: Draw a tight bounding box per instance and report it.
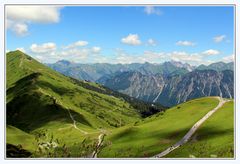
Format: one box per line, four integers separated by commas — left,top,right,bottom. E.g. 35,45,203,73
6,143,32,158
101,125,233,158
36,80,71,96
193,126,233,141
102,127,192,158
7,72,41,96
7,91,92,132
7,72,92,132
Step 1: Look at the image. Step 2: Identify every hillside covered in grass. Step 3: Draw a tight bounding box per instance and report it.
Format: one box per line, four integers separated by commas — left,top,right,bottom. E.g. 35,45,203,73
7,51,144,130
99,97,220,157
165,100,234,158
7,50,162,157
6,50,234,158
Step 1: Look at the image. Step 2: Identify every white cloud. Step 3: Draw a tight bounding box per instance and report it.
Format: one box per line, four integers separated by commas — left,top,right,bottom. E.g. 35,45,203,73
113,49,219,65
91,47,101,54
30,42,56,53
222,54,234,63
213,35,226,43
144,51,165,60
32,48,89,63
75,41,88,47
61,49,89,59
27,40,226,66
116,54,146,64
113,49,166,64
176,40,195,46
90,54,111,63
6,6,62,36
55,47,99,62
202,49,220,56
165,51,216,65
113,49,145,64
36,55,44,60
6,6,61,23
144,6,162,15
34,51,62,63
16,47,26,53
60,46,101,58
147,39,157,46
30,41,103,63
65,40,88,49
11,22,28,36
121,34,141,45
169,51,202,63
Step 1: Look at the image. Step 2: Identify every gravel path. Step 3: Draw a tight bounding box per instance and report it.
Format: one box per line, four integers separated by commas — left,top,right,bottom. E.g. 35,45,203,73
153,97,228,158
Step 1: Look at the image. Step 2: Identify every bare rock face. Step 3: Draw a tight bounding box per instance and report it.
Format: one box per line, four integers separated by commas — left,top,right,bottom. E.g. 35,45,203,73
103,70,233,107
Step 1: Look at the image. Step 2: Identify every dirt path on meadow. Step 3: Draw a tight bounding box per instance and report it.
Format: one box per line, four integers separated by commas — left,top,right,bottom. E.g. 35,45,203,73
153,97,228,158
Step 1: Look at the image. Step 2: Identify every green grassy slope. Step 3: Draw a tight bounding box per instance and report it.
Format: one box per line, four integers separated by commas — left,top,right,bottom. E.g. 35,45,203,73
6,50,142,155
7,125,36,152
99,97,220,157
165,100,234,158
7,50,141,128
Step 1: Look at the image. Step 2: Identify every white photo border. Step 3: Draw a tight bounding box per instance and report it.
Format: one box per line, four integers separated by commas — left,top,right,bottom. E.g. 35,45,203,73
0,0,239,164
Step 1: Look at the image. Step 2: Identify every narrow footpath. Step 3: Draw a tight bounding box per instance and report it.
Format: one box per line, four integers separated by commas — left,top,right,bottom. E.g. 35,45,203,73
153,97,228,158
67,109,88,135
92,133,105,158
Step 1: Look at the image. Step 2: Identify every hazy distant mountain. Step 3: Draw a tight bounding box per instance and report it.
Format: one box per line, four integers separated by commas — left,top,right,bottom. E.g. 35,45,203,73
48,61,126,81
196,62,234,71
47,60,193,82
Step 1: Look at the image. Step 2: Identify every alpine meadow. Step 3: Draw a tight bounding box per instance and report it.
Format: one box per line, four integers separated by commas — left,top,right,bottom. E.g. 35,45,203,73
6,6,234,158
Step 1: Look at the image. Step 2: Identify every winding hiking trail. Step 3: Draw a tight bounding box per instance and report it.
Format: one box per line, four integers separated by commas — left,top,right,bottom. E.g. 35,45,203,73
38,88,89,134
67,108,107,158
92,133,105,158
67,110,88,135
38,87,107,157
153,97,229,158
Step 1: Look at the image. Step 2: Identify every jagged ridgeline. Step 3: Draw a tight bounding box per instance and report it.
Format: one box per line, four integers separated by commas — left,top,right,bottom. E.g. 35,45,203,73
6,50,166,157
48,60,234,107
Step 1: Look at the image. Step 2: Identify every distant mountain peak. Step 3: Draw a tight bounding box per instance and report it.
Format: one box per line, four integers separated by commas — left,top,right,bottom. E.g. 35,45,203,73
196,61,233,71
56,60,72,65
166,60,194,72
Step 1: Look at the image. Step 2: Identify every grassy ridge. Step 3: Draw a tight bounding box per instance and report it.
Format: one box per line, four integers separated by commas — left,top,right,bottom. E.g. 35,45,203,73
165,100,234,158
99,97,219,157
7,51,141,131
6,50,142,156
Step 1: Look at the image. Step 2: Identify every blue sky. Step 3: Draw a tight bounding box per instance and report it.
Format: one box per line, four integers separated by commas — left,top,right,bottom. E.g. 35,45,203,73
6,6,234,65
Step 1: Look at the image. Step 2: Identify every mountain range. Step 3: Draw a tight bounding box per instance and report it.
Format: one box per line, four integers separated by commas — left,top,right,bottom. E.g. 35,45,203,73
6,50,234,158
48,60,234,106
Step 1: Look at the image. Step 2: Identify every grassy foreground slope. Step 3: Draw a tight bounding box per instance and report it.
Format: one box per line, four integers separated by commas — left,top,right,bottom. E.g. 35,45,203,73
99,97,220,157
6,50,143,156
7,125,36,152
165,100,234,158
